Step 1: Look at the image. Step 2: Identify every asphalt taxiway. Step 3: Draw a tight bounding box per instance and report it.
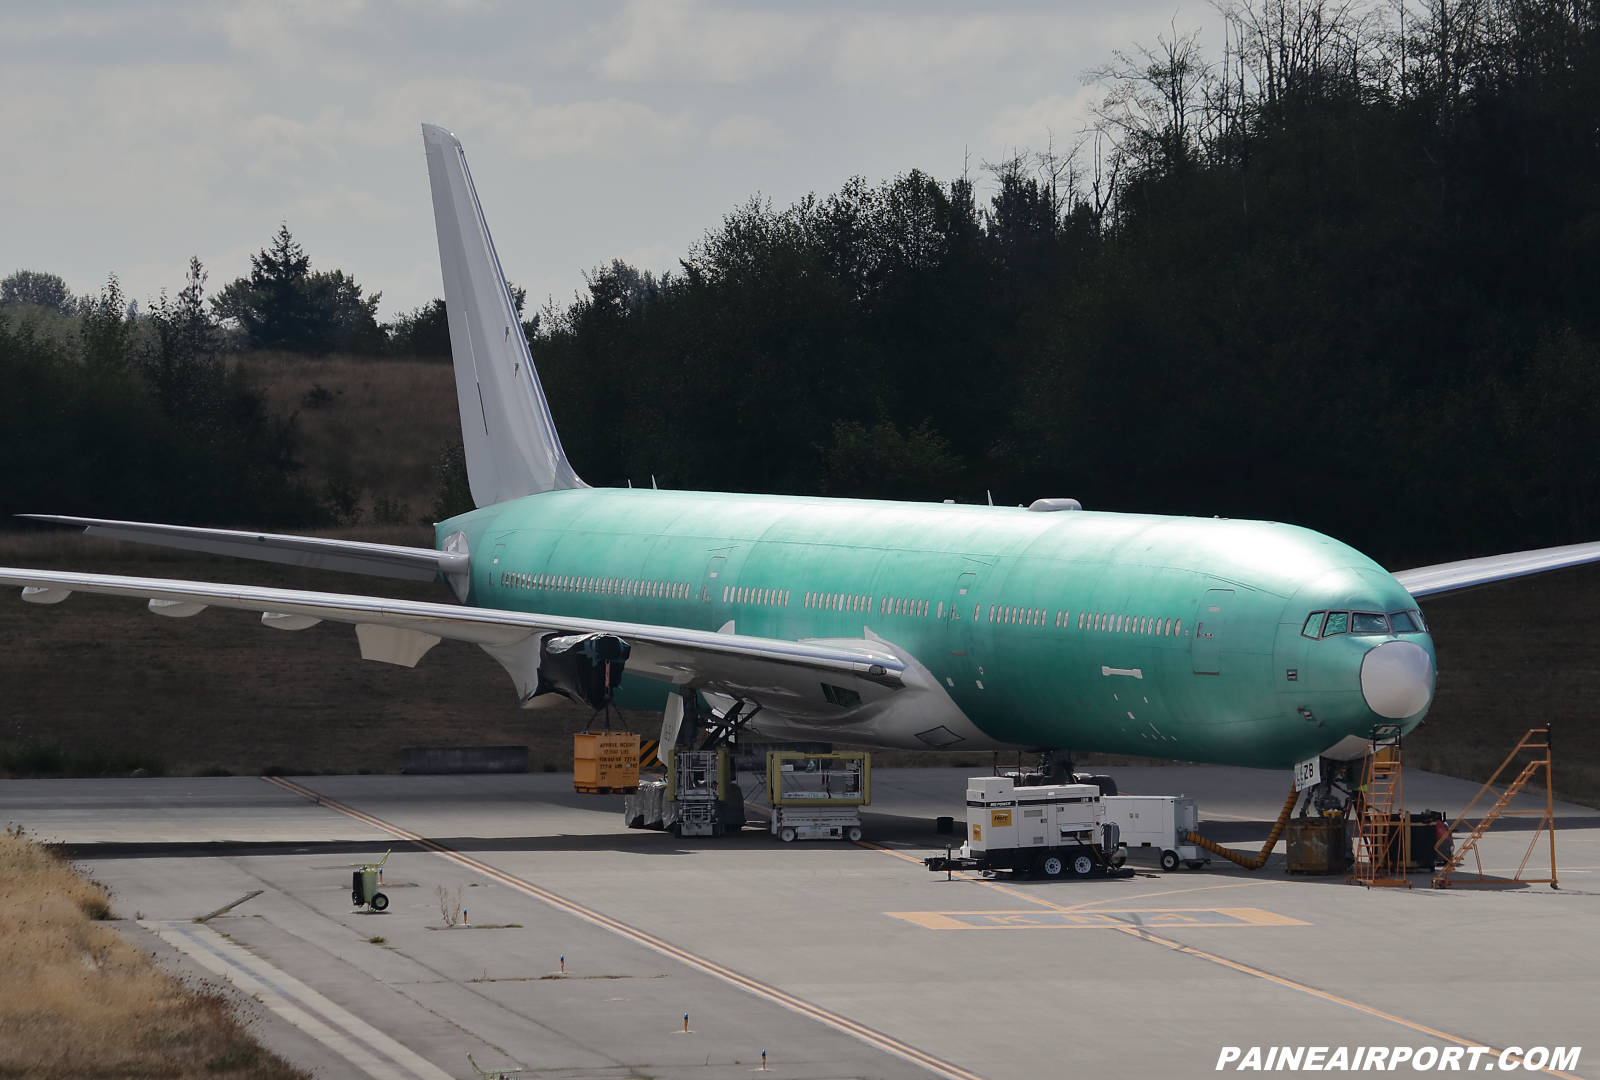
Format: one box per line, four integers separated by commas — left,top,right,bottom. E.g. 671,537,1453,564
5,766,1596,1080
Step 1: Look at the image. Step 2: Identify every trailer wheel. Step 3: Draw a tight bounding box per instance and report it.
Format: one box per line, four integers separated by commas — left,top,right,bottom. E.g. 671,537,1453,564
1038,855,1064,878
1185,860,1207,870
369,892,389,912
1070,854,1095,877
1159,849,1181,872
846,826,863,842
779,827,797,843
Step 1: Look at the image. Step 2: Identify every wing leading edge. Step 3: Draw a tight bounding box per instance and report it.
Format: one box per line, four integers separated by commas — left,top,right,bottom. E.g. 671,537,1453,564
21,515,467,584
1395,539,1600,598
0,567,904,714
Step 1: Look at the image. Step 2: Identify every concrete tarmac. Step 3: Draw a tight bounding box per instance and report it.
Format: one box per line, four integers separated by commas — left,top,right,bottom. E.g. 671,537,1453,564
4,766,1596,1080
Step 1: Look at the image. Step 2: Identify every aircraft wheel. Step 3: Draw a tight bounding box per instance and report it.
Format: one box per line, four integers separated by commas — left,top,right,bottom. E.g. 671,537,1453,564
846,826,863,842
1159,849,1181,872
779,827,797,843
369,892,389,912
1070,853,1096,877
1038,854,1065,878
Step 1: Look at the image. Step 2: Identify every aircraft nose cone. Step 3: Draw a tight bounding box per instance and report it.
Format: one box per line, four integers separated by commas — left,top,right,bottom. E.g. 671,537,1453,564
1360,640,1434,718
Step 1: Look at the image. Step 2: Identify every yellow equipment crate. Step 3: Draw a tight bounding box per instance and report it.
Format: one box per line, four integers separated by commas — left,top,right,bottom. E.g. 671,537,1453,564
574,732,641,794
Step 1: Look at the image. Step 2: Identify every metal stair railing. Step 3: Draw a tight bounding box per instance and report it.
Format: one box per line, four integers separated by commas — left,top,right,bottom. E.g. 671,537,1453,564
1433,728,1557,890
1347,724,1411,889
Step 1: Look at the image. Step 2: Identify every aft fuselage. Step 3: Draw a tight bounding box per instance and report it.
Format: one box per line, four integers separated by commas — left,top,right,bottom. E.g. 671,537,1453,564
439,488,1435,769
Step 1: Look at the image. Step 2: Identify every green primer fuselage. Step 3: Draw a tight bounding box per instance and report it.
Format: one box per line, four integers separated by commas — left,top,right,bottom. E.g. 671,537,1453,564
438,488,1432,770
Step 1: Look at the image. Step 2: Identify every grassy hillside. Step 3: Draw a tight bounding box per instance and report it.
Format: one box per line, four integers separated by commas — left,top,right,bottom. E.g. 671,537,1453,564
237,352,462,526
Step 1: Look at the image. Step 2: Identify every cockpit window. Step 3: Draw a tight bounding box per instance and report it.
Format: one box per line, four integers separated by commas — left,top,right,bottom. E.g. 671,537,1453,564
1322,611,1349,636
1301,612,1325,638
1388,610,1420,633
1411,608,1428,632
1351,611,1390,634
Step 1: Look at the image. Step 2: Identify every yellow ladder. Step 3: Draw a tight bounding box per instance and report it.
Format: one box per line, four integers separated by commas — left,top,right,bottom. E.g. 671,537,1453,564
1433,729,1557,889
1347,724,1411,888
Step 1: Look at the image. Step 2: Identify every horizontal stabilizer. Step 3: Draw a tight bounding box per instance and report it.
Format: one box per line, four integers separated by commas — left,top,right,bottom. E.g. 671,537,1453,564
22,515,466,583
1395,539,1600,597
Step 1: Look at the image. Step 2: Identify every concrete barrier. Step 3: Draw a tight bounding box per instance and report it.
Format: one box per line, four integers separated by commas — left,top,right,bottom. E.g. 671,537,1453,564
399,746,529,774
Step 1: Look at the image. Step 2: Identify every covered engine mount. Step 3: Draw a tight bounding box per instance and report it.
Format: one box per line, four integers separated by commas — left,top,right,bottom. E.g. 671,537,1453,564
534,632,631,711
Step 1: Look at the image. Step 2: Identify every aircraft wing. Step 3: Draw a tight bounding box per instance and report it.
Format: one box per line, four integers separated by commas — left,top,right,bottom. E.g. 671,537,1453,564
20,515,466,583
1395,539,1600,598
0,567,905,711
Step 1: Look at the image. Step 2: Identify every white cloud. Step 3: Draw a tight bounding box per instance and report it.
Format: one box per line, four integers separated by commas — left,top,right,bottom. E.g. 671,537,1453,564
0,1,1231,316
985,89,1098,152
709,113,787,150
596,0,821,84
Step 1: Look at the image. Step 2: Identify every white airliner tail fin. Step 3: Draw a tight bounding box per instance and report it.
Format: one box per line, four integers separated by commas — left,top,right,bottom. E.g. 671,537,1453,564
422,123,585,507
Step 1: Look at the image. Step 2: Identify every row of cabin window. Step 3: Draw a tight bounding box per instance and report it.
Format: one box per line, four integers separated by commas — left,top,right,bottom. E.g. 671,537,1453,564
988,604,1050,626
723,585,790,606
1078,611,1182,637
501,572,690,600
802,592,933,617
1302,609,1426,639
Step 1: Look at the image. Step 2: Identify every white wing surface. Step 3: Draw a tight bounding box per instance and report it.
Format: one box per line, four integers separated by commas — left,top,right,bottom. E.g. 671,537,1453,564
0,568,903,713
20,515,466,583
422,123,585,505
1395,539,1600,597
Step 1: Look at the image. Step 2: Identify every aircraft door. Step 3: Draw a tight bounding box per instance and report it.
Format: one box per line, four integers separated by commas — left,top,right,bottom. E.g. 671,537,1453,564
490,543,506,593
944,571,983,690
1192,589,1233,674
700,555,727,604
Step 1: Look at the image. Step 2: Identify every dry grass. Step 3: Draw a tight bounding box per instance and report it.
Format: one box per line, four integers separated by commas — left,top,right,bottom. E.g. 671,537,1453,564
236,352,462,523
0,828,306,1079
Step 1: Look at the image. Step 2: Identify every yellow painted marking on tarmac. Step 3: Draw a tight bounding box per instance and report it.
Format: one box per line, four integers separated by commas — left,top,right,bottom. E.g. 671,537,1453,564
262,777,988,1080
885,907,1308,930
1053,878,1292,913
858,840,1578,1078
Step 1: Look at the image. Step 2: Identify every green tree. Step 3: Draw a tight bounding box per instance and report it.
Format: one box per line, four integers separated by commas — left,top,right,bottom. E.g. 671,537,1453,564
212,224,384,353
0,270,76,313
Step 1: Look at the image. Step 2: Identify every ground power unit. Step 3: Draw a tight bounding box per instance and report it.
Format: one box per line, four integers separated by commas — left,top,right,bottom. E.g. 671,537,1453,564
1099,794,1209,871
925,776,1129,878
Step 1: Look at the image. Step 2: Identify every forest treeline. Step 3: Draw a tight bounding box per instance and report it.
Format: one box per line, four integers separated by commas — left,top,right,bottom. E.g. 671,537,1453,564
6,0,1600,565
531,0,1600,567
0,229,473,527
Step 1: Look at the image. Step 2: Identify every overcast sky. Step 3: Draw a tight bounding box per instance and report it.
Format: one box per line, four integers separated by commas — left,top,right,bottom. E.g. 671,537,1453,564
3,1,1221,319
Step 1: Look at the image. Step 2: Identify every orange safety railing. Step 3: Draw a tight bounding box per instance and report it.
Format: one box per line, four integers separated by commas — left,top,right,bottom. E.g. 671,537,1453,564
1433,728,1557,890
1347,724,1411,888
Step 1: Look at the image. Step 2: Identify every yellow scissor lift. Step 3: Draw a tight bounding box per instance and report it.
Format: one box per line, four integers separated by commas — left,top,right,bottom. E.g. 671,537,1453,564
765,751,871,842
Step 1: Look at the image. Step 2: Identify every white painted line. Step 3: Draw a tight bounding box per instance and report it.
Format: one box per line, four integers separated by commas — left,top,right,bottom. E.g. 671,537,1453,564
143,920,453,1080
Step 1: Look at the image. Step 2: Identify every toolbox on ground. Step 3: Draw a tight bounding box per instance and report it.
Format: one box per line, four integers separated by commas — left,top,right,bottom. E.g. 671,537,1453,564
1286,816,1348,874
